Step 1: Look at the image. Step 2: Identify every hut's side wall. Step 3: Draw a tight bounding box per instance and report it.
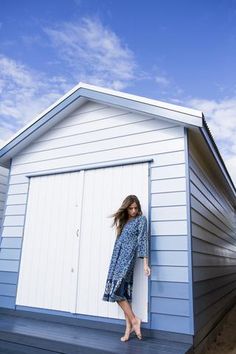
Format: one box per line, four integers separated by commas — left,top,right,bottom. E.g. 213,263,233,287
0,100,193,334
0,166,9,236
188,131,236,347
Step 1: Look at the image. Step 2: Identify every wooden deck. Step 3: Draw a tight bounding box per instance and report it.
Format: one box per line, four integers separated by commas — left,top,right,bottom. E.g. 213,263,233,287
0,311,193,354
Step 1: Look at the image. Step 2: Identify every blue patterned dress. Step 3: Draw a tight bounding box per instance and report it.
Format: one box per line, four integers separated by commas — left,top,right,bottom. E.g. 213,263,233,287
102,215,149,303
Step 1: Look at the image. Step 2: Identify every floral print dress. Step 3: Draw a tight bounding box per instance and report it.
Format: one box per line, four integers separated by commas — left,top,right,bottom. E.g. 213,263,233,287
102,214,149,303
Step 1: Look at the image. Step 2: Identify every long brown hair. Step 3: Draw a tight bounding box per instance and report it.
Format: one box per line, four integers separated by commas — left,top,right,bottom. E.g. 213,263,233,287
110,195,142,238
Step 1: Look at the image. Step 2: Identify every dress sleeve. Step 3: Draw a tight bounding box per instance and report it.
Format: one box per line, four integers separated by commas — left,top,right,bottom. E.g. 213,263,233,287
137,215,149,258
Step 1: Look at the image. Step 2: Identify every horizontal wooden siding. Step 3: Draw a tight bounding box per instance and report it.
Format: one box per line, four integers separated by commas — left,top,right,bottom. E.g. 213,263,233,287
0,100,192,334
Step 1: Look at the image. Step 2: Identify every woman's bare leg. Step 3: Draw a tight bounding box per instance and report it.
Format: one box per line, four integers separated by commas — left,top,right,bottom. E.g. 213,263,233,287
117,299,142,340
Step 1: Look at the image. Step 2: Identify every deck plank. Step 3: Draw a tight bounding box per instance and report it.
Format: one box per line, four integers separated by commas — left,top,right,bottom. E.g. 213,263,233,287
0,313,193,354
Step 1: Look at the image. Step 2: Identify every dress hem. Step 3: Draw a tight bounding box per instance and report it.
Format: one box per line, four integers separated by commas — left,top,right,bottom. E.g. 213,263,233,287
102,295,132,303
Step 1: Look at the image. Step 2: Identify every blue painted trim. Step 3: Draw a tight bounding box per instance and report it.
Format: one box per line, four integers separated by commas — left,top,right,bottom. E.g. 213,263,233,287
184,127,195,335
0,237,22,249
0,295,15,308
0,283,17,296
25,157,154,178
147,161,152,329
15,304,151,328
151,281,189,299
0,271,18,284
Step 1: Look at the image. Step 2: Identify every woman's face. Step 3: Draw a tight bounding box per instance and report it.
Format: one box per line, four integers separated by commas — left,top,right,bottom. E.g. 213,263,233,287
127,202,139,218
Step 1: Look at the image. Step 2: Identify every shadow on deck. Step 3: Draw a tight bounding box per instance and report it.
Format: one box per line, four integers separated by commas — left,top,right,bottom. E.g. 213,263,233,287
0,310,193,354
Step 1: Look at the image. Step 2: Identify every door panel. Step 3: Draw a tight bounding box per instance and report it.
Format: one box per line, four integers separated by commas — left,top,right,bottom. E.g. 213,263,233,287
75,163,149,321
16,162,149,322
16,172,84,312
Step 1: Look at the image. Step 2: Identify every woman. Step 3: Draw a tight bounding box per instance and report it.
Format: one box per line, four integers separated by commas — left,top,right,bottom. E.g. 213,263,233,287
102,195,151,341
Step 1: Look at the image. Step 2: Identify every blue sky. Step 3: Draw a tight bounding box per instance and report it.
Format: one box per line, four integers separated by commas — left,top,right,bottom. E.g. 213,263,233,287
1,0,236,183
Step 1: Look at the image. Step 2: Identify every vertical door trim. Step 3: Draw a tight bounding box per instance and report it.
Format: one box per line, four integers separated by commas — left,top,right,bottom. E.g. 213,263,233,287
73,170,85,313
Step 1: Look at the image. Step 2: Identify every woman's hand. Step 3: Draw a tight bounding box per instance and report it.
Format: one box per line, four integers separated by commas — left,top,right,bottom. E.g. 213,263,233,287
144,264,151,276
143,257,151,276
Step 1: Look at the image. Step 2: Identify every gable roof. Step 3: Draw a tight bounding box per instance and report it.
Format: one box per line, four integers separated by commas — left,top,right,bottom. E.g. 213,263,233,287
0,82,235,202
0,82,203,162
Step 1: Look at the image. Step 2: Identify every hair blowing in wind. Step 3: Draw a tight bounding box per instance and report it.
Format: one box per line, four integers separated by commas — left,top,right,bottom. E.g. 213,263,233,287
109,195,143,237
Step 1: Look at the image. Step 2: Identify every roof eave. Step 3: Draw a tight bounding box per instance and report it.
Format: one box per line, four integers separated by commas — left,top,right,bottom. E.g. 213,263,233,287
199,114,236,203
0,82,203,164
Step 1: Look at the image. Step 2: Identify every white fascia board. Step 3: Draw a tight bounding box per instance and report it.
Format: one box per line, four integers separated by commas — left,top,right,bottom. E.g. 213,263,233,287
79,82,203,118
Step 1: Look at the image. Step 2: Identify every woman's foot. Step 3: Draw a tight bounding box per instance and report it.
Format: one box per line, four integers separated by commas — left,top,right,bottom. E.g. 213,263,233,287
120,325,134,341
131,316,142,340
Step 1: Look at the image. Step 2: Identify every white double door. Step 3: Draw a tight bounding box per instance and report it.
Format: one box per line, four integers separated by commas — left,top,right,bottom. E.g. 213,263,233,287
16,163,149,321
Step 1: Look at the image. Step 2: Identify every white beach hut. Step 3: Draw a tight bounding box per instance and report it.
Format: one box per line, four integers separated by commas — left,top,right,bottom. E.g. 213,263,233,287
0,83,235,353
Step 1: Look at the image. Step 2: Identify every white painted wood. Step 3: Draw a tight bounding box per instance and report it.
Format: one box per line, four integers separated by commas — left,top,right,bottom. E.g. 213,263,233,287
15,162,149,322
12,104,175,154
1,226,23,237
152,266,189,282
151,151,185,167
17,112,176,155
9,175,29,184
151,177,186,193
0,166,9,233
5,204,27,215
6,194,28,205
12,127,184,166
152,236,188,250
151,191,187,206
151,206,187,221
10,136,184,175
15,172,84,312
151,220,188,235
152,251,188,266
1,100,193,333
7,183,28,195
77,82,202,117
151,164,186,180
3,215,24,226
9,136,184,174
7,150,185,185
75,162,149,322
0,83,202,158
9,101,184,176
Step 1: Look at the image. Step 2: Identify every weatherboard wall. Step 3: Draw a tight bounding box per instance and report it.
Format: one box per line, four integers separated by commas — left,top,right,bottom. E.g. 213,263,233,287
0,166,9,238
188,131,236,346
0,100,193,334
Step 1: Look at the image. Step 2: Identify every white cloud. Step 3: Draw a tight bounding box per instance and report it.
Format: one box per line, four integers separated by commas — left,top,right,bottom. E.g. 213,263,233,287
155,75,170,86
187,97,236,186
225,156,236,188
0,17,141,147
0,54,71,145
44,17,138,90
1,16,234,191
